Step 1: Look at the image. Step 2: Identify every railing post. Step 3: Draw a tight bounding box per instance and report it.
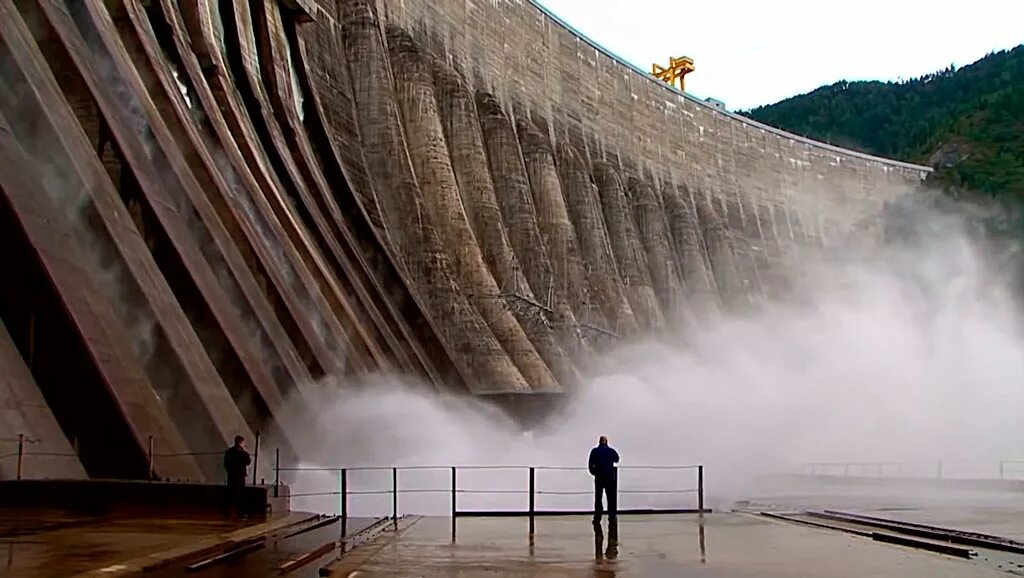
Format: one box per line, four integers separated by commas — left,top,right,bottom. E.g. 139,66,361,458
937,459,943,479
339,469,347,540
528,467,536,536
251,431,260,486
844,463,850,477
1000,461,1005,479
274,448,280,498
392,467,398,521
697,465,704,515
148,436,155,481
16,434,24,481
450,467,457,541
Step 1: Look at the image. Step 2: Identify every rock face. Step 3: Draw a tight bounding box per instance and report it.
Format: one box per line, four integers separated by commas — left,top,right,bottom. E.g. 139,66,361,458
0,0,927,481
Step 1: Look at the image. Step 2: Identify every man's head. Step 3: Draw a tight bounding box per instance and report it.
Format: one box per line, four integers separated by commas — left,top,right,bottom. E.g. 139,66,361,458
598,435,608,446
234,435,245,448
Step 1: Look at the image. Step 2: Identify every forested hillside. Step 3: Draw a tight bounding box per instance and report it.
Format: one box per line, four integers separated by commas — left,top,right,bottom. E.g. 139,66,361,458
745,45,1024,196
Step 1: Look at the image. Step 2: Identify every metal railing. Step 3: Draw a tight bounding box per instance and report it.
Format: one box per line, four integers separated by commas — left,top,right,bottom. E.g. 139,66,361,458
145,431,261,483
0,432,262,483
800,459,1024,480
276,459,706,538
802,462,904,478
0,434,79,480
999,461,1024,479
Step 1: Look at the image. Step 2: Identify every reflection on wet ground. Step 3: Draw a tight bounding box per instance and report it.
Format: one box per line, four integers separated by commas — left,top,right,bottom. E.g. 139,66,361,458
6,482,1024,577
0,508,278,578
325,514,1007,577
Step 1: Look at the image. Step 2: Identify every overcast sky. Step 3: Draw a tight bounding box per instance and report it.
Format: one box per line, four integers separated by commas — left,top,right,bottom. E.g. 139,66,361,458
537,0,1024,111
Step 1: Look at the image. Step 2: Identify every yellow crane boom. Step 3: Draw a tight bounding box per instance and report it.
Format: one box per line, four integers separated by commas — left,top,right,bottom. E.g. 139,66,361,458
652,56,694,92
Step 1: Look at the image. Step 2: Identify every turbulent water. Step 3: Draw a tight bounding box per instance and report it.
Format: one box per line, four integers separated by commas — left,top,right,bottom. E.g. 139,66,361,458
286,195,1024,516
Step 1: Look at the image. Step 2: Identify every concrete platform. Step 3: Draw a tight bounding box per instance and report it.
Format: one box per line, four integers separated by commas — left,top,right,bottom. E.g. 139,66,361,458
0,508,309,578
325,514,1006,577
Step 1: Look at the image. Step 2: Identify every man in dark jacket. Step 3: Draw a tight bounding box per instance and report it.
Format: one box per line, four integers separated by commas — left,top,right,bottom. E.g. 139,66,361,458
588,435,619,524
223,435,251,517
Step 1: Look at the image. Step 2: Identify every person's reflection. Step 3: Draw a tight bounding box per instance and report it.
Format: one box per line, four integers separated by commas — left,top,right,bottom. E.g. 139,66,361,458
593,519,619,560
606,518,618,559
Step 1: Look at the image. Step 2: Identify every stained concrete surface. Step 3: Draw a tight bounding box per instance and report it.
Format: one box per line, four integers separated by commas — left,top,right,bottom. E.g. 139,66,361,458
326,514,1004,577
0,508,312,578
0,509,252,577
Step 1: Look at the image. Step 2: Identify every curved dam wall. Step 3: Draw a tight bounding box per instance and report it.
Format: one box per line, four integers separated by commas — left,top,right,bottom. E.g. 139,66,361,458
0,0,926,482
375,0,929,251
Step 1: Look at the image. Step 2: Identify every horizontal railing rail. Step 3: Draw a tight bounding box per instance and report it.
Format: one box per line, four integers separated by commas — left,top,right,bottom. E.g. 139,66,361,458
800,459,1024,480
0,432,263,483
802,461,903,477
275,458,707,538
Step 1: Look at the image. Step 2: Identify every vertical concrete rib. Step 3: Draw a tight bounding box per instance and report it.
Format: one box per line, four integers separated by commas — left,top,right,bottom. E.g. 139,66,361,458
120,0,314,396
171,0,360,380
5,0,248,477
340,0,528,393
697,198,746,307
593,163,664,330
295,4,465,391
475,92,592,354
222,0,384,372
515,117,598,359
629,178,687,323
0,319,87,480
662,182,721,317
65,0,306,452
556,143,639,336
0,113,199,481
435,71,583,375
215,0,376,374
387,28,556,391
260,2,448,384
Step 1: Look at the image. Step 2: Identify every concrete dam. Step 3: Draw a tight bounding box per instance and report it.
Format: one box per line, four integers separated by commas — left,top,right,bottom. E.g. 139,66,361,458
0,0,929,482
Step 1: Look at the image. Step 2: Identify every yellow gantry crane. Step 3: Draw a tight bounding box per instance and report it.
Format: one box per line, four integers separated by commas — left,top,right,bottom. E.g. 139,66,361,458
651,56,694,92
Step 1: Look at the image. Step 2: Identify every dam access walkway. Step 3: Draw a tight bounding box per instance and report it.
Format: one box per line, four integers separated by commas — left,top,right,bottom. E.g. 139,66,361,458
323,513,1006,577
2,508,1019,577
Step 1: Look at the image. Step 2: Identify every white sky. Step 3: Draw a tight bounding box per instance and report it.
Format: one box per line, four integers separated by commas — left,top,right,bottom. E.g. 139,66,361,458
537,0,1024,110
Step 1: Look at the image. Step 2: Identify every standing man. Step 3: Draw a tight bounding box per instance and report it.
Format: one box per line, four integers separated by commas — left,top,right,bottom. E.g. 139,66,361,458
223,435,251,518
588,435,619,525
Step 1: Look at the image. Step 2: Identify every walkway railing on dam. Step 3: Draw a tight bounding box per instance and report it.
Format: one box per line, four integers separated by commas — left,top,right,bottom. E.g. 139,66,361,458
275,461,706,537
800,459,1024,481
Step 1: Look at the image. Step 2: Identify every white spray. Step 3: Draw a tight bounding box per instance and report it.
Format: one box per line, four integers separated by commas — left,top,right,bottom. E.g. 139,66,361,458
285,191,1024,515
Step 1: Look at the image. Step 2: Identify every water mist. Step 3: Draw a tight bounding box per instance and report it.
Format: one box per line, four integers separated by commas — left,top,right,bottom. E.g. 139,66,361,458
286,190,1024,516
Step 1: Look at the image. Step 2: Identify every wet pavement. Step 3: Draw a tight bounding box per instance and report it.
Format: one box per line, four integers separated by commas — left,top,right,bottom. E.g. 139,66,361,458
324,513,1007,577
146,516,381,578
0,507,306,578
7,476,1024,577
743,478,1024,541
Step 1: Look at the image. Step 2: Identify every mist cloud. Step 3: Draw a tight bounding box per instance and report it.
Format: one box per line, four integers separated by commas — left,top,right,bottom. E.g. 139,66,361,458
285,190,1024,515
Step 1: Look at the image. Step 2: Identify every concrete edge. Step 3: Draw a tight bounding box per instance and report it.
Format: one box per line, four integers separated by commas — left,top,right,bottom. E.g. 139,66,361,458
67,512,319,578
322,516,423,576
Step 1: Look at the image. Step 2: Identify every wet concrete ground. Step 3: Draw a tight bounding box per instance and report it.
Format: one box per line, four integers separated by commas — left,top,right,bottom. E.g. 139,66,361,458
743,479,1024,540
0,508,301,577
146,516,380,578
7,478,1024,577
325,514,1007,577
